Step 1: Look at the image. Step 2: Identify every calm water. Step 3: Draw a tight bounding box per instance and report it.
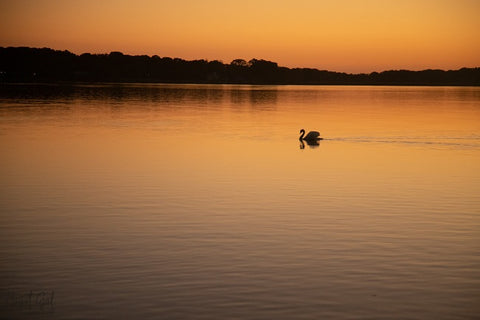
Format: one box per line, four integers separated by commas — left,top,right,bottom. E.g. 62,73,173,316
1,84,479,319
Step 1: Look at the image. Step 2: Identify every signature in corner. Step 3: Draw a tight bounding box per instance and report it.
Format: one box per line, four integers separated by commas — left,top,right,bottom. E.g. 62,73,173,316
3,290,55,308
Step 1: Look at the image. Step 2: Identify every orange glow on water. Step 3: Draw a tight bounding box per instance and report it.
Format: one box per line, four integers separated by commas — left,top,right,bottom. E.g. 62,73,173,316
1,0,479,72
1,84,480,318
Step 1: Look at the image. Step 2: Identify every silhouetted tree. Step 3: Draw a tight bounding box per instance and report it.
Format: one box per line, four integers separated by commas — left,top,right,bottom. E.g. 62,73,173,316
248,59,279,84
231,59,248,67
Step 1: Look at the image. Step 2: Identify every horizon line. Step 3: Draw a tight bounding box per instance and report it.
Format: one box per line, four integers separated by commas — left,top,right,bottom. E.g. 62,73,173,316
2,45,479,75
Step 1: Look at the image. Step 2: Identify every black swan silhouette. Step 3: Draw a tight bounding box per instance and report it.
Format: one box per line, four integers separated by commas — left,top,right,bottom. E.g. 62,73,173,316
299,129,322,142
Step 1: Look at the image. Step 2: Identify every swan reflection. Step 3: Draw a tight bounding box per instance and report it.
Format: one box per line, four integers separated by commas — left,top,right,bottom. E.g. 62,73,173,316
300,139,320,149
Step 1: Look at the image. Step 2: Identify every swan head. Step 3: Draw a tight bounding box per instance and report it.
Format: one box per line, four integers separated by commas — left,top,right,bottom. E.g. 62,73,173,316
299,129,305,134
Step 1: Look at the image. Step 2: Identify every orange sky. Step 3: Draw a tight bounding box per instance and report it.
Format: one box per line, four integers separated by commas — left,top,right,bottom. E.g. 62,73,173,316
1,0,479,73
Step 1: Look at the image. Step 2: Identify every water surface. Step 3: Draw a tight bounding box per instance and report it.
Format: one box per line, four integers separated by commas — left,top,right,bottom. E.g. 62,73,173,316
1,84,479,319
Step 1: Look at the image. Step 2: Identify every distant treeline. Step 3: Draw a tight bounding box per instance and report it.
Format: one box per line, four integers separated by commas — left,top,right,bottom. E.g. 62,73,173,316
1,47,479,85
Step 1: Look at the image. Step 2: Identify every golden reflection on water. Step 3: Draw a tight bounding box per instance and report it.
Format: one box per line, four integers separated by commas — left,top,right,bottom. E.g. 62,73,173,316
0,84,479,319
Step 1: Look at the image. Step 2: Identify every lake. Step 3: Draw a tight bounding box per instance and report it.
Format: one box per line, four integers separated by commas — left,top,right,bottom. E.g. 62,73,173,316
1,84,479,319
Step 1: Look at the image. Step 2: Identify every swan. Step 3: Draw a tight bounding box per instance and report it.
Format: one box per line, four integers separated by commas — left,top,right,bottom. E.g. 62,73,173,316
299,129,322,141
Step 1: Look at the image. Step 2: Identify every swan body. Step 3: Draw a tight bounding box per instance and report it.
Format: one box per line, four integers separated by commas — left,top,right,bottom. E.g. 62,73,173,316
299,129,322,141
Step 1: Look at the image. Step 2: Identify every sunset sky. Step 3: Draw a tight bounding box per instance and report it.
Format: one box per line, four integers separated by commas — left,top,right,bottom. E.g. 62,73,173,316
1,0,479,73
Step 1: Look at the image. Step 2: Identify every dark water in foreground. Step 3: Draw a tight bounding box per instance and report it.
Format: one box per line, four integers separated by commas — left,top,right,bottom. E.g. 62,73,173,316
1,84,479,319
